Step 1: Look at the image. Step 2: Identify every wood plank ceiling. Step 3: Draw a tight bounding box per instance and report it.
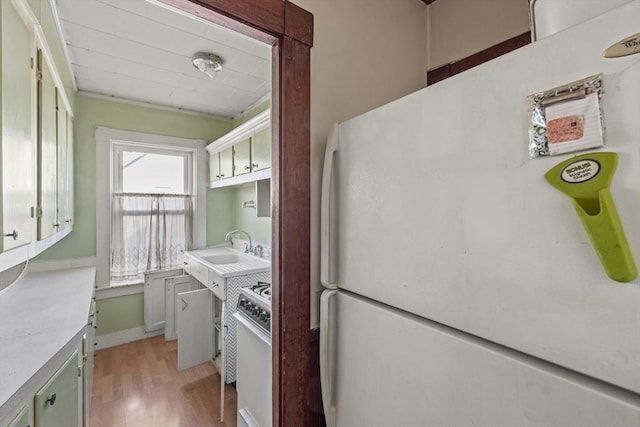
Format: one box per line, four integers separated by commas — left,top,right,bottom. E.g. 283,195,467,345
55,0,272,119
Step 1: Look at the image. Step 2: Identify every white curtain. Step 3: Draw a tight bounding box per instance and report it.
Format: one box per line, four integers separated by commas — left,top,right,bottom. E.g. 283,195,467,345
111,193,193,279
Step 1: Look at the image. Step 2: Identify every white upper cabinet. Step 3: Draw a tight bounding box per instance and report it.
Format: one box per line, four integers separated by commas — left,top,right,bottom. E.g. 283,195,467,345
0,0,75,270
1,0,36,251
207,109,271,188
37,52,58,240
57,90,73,231
250,126,270,172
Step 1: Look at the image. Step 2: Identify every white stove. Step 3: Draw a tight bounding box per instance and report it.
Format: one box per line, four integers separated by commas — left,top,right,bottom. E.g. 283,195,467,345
237,281,271,337
234,281,272,427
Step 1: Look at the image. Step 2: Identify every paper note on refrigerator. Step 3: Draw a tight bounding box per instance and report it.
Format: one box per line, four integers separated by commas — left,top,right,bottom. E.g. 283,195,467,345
545,92,604,155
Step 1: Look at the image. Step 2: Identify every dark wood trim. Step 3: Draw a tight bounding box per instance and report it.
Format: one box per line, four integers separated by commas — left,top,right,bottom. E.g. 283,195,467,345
427,31,531,86
159,0,280,44
163,1,314,426
272,33,312,426
284,1,314,47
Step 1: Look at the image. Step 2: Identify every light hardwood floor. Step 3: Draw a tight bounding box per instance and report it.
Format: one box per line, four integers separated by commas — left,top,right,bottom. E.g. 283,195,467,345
89,336,236,427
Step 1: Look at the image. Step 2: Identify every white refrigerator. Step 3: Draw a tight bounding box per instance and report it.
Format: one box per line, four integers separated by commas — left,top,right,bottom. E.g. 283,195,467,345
320,2,640,426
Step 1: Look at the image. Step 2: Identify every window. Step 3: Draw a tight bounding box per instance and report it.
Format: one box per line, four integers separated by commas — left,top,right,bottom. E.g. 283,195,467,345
110,142,195,282
96,127,207,288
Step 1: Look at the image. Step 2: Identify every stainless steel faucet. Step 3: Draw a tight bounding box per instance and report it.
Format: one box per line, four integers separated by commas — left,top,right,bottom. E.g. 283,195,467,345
253,244,264,257
224,229,253,252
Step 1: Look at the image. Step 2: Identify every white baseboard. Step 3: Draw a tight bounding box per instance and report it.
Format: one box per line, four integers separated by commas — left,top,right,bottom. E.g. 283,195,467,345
94,326,164,350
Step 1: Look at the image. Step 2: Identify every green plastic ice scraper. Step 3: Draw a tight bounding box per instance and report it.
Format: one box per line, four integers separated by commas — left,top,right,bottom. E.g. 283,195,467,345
545,152,637,282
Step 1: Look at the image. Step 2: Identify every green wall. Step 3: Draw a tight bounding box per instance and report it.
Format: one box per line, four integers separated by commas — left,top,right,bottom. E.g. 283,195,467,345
206,186,234,245
34,95,233,337
232,97,271,127
207,184,271,247
95,293,144,336
232,184,271,244
37,94,232,260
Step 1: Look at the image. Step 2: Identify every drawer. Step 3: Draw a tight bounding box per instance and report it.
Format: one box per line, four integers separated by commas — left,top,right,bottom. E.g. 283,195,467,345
208,271,224,300
186,258,208,286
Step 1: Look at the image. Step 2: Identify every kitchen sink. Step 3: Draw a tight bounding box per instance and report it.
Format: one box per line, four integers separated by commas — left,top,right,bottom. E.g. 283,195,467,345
201,254,245,264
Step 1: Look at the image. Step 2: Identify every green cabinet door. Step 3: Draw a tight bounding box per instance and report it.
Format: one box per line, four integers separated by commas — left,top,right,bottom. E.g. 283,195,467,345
251,127,271,172
37,52,58,240
219,147,233,180
64,114,73,227
5,406,29,427
209,153,221,182
56,93,69,232
233,138,251,176
1,0,36,251
35,350,79,427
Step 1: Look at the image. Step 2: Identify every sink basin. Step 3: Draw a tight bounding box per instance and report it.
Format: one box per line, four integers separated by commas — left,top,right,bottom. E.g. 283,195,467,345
201,254,245,264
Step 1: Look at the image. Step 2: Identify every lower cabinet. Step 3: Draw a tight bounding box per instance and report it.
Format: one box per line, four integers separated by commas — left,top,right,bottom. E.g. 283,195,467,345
164,275,199,341
34,350,79,427
143,268,184,333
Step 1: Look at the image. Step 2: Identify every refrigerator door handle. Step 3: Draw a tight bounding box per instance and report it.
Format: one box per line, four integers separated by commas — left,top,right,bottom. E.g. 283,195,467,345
321,123,339,289
320,290,337,427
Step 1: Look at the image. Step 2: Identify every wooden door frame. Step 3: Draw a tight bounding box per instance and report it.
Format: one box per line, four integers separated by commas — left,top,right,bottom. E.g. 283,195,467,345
159,1,313,425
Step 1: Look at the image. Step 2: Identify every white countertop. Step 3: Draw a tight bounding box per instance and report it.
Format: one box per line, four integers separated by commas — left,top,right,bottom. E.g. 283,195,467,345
185,247,270,278
0,266,96,420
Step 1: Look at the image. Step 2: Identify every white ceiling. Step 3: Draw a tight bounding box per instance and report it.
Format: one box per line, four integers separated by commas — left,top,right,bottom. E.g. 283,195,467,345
55,0,272,119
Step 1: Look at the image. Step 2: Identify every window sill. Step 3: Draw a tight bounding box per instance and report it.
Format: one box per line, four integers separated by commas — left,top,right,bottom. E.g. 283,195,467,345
96,281,144,300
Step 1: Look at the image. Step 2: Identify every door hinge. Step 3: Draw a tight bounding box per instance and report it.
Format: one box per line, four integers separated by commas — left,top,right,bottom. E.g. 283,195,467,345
34,206,43,218
36,70,42,81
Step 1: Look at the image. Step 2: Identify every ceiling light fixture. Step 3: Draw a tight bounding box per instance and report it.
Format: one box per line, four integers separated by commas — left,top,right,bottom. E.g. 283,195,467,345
191,52,224,78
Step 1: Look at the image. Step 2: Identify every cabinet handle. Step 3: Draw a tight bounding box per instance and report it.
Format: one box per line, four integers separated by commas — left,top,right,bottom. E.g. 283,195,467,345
244,165,251,170
46,393,57,406
3,230,18,240
219,174,224,178
252,163,259,169
216,174,221,179
53,223,60,228
65,219,72,223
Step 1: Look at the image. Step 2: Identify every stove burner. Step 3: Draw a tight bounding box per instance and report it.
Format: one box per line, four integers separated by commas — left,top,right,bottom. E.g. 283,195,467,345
237,281,272,336
249,281,271,301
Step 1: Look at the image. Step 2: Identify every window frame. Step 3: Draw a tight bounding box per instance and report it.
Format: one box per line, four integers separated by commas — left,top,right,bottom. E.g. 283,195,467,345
111,141,194,196
95,127,208,289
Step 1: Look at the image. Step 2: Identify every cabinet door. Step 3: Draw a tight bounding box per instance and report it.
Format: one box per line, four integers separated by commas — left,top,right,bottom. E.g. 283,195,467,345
233,138,251,176
35,350,79,427
209,152,220,182
219,147,233,180
251,127,271,172
5,406,30,427
177,288,213,370
144,268,183,333
37,52,58,240
56,92,69,232
165,275,199,341
65,114,73,227
1,0,35,251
